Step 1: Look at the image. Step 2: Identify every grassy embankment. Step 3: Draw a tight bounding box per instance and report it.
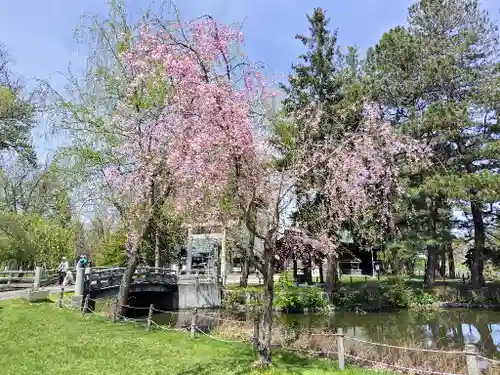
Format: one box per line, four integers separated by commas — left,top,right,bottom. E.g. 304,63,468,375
0,298,391,375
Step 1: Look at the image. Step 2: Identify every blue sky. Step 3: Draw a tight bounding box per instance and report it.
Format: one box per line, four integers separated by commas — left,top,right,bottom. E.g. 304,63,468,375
0,0,498,159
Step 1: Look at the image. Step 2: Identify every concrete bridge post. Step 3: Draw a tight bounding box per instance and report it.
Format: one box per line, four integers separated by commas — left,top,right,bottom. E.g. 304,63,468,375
72,266,86,308
75,266,85,296
33,266,42,289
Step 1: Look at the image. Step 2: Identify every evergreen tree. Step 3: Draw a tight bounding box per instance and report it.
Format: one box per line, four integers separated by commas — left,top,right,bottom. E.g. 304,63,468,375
277,8,364,292
365,0,500,287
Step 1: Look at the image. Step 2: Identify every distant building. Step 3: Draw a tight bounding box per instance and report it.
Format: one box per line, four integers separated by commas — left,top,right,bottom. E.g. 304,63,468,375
175,223,380,277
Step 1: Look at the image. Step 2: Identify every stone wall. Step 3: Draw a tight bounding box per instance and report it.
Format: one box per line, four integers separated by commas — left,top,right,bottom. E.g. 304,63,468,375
177,282,221,309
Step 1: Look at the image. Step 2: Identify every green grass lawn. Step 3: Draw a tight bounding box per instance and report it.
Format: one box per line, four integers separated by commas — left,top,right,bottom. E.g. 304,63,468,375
0,299,391,375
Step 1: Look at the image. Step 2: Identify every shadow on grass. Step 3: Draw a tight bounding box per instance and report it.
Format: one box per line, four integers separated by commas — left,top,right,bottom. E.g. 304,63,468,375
273,351,333,372
172,347,332,375
172,355,254,375
16,298,55,305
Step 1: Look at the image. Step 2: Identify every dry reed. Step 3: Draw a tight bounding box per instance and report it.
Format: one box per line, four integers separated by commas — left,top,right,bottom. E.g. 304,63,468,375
209,319,500,375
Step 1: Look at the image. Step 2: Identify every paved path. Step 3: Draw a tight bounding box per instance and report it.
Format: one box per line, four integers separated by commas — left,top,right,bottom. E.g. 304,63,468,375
0,285,74,301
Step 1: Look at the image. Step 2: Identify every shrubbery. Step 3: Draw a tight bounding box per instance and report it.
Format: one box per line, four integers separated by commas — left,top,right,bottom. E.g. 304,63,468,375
223,276,500,312
330,278,440,310
275,272,328,312
223,285,263,308
224,273,328,312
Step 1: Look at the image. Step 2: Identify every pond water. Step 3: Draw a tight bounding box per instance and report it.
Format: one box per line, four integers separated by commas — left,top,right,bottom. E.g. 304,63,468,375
161,309,500,357
94,298,500,359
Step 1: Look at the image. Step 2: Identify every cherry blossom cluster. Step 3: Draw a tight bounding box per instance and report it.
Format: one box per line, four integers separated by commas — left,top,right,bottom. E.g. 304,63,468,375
277,228,331,261
104,17,266,238
296,103,429,242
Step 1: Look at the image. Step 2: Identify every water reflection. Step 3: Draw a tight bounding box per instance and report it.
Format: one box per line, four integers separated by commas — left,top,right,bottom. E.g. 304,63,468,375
95,297,500,359
275,310,500,359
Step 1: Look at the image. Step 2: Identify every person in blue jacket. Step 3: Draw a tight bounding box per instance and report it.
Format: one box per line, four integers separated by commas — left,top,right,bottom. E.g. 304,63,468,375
77,255,88,268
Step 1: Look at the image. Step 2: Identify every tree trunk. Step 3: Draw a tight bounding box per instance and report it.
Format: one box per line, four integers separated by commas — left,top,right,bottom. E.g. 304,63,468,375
306,255,313,285
325,252,339,294
318,259,324,284
470,201,485,288
154,227,160,269
116,253,138,318
240,251,249,287
447,242,455,278
425,244,438,287
390,249,400,275
406,260,415,277
257,240,274,366
424,197,438,288
439,244,446,277
292,259,298,283
240,231,255,287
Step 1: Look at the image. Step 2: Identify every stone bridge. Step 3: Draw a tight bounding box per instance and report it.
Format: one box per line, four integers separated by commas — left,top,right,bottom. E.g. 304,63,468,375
72,266,221,311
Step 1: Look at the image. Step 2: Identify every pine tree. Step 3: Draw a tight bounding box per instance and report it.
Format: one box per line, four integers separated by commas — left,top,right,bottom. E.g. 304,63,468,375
366,0,500,287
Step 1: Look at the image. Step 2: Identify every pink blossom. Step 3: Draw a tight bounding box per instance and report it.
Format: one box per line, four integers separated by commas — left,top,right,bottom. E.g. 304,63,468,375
104,16,264,245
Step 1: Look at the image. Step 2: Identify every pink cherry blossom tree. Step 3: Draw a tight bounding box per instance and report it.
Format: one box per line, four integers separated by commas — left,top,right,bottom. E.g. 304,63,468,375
220,103,428,365
288,104,428,293
53,4,426,364
104,15,267,315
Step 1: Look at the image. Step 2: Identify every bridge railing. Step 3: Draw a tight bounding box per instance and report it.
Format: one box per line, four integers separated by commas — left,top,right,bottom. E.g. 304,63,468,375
0,265,218,292
0,270,36,290
88,267,172,290
86,266,217,290
0,267,63,290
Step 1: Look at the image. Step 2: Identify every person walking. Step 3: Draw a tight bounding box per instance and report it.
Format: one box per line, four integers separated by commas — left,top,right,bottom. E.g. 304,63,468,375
57,257,67,285
62,257,74,287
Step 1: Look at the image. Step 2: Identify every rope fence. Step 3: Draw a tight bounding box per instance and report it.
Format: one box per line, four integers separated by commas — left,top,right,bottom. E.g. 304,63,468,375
56,293,499,375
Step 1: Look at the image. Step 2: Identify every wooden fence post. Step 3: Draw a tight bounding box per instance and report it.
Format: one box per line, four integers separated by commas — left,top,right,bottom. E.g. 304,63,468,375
146,304,154,331
252,320,260,359
57,287,64,308
191,308,197,338
82,294,90,316
337,327,345,371
112,301,118,322
465,344,479,375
